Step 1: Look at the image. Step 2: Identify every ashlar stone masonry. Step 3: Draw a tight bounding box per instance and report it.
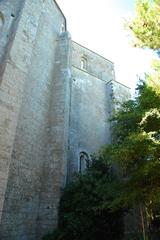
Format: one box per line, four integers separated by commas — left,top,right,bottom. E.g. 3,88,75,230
0,0,130,239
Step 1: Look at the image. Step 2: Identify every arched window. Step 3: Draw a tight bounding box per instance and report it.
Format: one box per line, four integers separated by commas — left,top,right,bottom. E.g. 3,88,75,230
81,56,87,70
79,152,89,173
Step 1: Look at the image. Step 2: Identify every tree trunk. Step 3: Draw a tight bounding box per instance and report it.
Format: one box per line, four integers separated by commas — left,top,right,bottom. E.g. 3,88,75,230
139,204,146,240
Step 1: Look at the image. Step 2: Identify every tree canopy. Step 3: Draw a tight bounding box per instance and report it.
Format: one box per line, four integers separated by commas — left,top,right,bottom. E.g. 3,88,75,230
99,82,160,239
128,0,160,95
43,157,124,240
128,0,160,50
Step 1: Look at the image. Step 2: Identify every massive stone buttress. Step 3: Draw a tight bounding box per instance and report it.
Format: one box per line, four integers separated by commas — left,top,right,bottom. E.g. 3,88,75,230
0,0,70,239
0,0,26,222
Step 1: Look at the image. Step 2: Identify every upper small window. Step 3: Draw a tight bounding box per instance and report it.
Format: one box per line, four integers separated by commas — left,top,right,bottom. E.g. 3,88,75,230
81,56,87,70
60,24,65,33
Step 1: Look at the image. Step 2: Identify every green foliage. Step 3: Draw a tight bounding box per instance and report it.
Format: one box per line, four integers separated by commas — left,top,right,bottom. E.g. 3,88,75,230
112,81,160,143
127,0,160,95
111,99,141,143
146,59,160,95
128,0,160,50
43,156,124,240
101,82,160,237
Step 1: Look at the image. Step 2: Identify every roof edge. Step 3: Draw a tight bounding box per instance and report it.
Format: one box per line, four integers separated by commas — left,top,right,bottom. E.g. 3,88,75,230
53,0,67,30
107,79,131,90
72,40,114,65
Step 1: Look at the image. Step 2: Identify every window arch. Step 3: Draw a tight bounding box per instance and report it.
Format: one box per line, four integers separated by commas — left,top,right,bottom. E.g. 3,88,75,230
79,152,90,173
81,56,87,70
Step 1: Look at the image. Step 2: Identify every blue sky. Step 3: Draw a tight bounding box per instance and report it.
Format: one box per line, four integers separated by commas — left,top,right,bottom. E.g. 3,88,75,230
115,0,135,12
57,0,156,94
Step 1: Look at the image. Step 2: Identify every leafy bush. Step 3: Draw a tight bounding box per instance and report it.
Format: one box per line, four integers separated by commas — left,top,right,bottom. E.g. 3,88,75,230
43,156,124,240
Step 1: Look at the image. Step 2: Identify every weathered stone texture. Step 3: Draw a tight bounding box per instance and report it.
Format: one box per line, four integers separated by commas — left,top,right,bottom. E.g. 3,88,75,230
0,0,68,239
68,42,113,178
72,41,115,82
0,1,130,239
68,42,130,178
111,80,131,104
0,0,25,78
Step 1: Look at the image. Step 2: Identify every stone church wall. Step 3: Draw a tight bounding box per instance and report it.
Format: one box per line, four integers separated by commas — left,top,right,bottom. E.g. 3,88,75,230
0,1,130,239
68,42,115,178
68,42,130,178
0,0,70,239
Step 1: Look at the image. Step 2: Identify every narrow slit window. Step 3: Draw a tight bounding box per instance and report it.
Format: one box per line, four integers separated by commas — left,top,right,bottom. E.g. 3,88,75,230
60,23,65,33
0,12,5,31
81,57,87,70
